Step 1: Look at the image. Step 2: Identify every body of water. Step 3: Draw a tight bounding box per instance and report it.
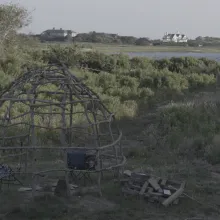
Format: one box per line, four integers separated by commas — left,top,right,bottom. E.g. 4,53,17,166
128,52,220,61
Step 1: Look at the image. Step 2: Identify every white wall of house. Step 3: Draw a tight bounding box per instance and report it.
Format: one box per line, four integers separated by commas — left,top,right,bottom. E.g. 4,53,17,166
162,33,188,43
62,32,77,38
178,39,188,43
172,35,178,42
70,32,77,37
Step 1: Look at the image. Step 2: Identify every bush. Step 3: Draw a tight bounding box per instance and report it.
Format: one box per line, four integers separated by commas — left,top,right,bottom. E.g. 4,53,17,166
0,41,219,151
186,73,215,89
121,100,138,118
130,57,152,69
0,70,14,90
153,102,220,163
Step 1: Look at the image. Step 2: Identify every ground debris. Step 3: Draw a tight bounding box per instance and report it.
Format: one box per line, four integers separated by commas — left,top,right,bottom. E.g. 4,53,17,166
120,170,186,207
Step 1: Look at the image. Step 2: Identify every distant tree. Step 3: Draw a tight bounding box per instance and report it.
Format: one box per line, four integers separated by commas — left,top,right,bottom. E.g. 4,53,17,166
135,37,151,46
187,40,200,47
193,36,220,47
195,36,204,41
119,36,137,44
152,39,162,46
73,32,153,45
0,3,31,55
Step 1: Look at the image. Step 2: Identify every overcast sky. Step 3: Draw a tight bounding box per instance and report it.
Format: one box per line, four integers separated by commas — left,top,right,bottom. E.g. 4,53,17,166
3,0,219,39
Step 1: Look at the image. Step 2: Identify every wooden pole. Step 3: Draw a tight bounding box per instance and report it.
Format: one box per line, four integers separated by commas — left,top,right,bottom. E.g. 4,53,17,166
69,88,73,147
90,101,103,196
97,150,102,197
24,148,28,174
60,91,71,197
28,87,37,198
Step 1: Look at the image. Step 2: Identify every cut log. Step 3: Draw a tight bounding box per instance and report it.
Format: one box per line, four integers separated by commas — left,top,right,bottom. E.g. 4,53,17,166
18,185,42,192
130,172,150,183
160,179,167,186
147,191,164,197
139,181,149,195
18,187,32,192
148,177,161,191
162,182,186,207
148,188,153,193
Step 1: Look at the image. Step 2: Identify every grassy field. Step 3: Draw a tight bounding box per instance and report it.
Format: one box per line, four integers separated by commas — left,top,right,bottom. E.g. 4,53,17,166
1,44,220,220
39,42,220,53
2,93,220,220
86,43,220,53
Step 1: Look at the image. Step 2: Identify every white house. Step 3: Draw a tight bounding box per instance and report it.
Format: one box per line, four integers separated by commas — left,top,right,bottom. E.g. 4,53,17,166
162,32,188,43
40,28,77,41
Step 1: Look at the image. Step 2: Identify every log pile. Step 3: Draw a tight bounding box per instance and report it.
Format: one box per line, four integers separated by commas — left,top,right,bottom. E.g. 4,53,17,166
120,170,186,207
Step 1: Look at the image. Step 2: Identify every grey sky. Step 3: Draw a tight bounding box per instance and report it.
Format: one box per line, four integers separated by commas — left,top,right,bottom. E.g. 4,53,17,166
4,0,219,39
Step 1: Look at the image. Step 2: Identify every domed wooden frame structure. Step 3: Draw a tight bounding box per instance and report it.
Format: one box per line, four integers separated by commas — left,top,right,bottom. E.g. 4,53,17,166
0,63,125,196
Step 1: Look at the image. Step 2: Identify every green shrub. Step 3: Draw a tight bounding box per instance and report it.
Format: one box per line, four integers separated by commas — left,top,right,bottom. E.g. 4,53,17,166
121,100,138,118
138,88,155,100
119,75,139,88
186,73,215,89
130,57,152,69
98,72,117,90
114,53,130,70
0,70,14,90
154,102,220,162
0,42,219,149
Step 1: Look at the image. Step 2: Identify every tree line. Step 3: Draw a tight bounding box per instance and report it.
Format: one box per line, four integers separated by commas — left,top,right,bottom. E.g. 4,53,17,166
73,32,153,46
34,31,220,47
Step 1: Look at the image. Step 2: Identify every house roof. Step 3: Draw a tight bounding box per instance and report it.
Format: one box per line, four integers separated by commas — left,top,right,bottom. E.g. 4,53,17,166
163,34,174,39
42,28,77,34
163,33,187,39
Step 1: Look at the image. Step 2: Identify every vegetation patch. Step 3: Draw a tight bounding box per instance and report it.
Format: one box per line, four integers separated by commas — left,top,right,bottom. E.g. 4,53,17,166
1,3,220,220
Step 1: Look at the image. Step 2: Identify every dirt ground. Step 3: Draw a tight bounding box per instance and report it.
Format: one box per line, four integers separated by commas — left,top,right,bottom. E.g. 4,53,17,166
1,143,220,220
1,91,220,220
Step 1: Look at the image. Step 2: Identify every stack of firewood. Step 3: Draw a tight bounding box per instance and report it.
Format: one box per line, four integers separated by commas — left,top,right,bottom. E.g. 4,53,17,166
119,170,186,207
